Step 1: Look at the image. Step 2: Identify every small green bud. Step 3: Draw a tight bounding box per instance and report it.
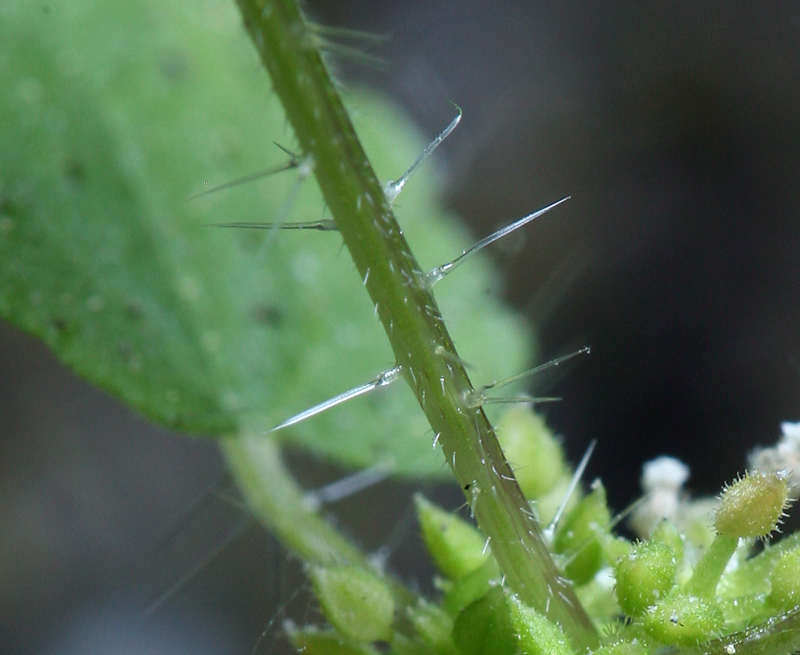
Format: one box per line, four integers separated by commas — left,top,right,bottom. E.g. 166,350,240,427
605,535,635,563
406,600,459,655
391,634,438,655
615,541,677,616
506,592,575,655
443,557,501,616
554,481,612,585
649,520,685,566
415,494,489,580
453,587,517,655
309,564,395,643
591,639,648,655
288,629,379,655
643,593,725,646
496,406,567,500
715,471,791,539
768,546,800,610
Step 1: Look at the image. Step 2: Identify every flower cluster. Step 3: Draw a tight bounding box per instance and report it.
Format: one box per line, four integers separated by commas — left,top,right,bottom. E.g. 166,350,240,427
292,407,800,655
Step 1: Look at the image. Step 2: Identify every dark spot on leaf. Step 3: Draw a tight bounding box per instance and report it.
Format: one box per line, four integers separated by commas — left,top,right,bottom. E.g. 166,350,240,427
124,302,143,320
160,50,190,82
63,159,85,185
0,197,18,218
252,304,283,327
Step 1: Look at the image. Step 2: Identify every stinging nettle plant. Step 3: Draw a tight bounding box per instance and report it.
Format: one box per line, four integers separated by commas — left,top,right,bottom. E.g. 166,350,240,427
3,0,800,654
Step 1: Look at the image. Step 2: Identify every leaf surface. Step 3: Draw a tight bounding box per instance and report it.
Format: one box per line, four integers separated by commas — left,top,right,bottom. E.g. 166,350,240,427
0,0,532,477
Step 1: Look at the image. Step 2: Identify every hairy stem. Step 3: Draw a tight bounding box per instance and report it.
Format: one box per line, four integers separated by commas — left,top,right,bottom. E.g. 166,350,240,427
233,0,598,648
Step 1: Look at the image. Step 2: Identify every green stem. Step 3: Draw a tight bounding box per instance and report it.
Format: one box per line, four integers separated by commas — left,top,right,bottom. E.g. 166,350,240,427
222,433,365,565
221,432,419,636
233,0,598,649
685,536,738,598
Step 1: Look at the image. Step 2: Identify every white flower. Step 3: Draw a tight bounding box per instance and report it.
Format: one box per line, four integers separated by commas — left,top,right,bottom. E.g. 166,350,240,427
630,456,690,538
749,420,800,491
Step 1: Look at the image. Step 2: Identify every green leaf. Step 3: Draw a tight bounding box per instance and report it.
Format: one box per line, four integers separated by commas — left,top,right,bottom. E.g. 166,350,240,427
0,0,531,476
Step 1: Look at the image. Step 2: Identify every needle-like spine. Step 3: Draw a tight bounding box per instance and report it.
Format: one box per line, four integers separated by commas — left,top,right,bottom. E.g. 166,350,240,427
384,106,462,205
266,365,402,434
426,197,571,286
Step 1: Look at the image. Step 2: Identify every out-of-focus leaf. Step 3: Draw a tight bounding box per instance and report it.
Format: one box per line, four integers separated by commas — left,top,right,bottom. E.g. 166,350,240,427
0,0,532,477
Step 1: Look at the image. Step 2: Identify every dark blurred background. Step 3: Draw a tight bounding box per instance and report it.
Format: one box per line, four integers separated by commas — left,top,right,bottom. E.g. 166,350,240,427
3,1,800,653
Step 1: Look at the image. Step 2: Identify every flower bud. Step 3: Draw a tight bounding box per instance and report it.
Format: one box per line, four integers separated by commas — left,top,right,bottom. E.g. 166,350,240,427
406,599,458,655
454,587,516,655
768,546,800,610
415,494,490,580
309,564,395,643
643,593,724,646
506,592,575,655
288,628,376,655
715,471,790,539
496,406,567,500
591,640,648,655
615,541,678,616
